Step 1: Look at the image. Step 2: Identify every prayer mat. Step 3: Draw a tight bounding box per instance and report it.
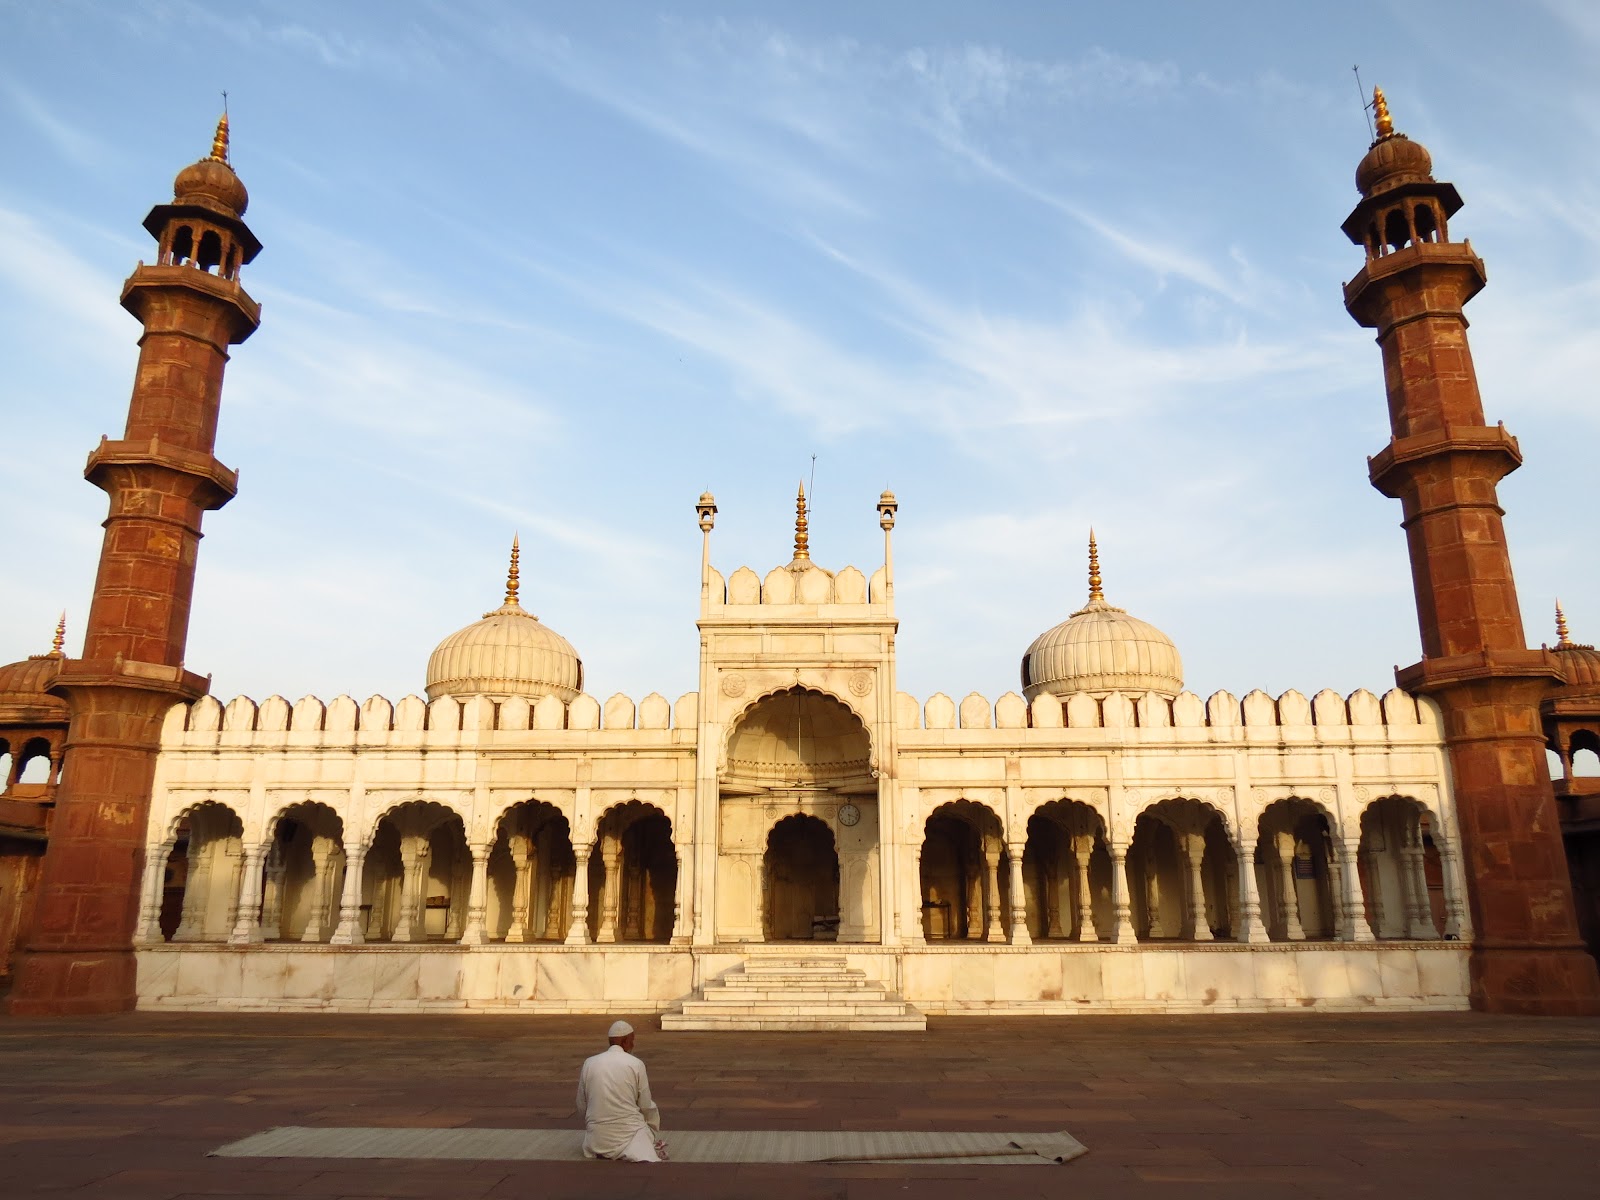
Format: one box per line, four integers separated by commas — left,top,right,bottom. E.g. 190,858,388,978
211,1126,1087,1165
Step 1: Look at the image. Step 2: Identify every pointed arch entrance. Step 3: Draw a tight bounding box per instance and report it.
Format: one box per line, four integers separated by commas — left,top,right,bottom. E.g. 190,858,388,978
717,687,880,943
763,814,839,941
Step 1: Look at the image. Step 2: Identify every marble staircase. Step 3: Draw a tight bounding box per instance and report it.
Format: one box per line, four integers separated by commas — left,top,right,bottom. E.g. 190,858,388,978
662,955,926,1031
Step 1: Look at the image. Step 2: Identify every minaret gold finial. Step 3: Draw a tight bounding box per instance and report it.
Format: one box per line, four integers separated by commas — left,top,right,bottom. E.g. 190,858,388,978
1372,86,1394,140
505,535,521,606
1087,529,1104,603
209,113,230,163
1557,599,1573,648
51,612,65,657
793,482,810,560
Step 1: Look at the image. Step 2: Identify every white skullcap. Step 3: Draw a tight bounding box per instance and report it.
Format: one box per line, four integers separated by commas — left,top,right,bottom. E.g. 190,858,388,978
608,1020,634,1038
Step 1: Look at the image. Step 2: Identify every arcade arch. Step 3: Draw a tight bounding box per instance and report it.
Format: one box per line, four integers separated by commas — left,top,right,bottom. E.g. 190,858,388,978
918,800,1008,942
488,800,575,943
160,801,244,943
362,801,468,943
261,802,345,943
1127,798,1236,942
590,801,677,944
1358,796,1446,940
1254,798,1338,941
1022,800,1112,942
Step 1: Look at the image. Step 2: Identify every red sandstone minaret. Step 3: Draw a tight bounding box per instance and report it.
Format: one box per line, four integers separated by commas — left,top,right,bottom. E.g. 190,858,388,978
6,117,260,1015
1342,89,1600,1013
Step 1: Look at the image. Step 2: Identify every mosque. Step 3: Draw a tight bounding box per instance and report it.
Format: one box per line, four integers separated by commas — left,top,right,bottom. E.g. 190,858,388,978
2,91,1598,1025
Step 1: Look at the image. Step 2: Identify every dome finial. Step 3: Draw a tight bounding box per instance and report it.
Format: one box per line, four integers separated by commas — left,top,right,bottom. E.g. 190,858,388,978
1087,529,1104,603
793,482,810,560
209,112,230,164
505,535,521,606
1372,86,1394,140
1557,599,1573,648
50,612,65,657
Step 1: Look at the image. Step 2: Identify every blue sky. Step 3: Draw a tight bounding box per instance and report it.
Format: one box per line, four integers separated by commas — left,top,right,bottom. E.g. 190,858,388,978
3,1,1597,710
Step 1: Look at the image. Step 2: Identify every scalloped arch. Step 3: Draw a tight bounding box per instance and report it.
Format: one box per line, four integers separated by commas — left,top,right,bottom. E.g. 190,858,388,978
163,797,245,843
262,798,345,843
718,682,874,773
1254,793,1341,841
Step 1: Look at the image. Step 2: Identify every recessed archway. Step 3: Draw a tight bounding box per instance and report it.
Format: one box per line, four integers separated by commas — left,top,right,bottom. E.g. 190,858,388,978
763,813,839,941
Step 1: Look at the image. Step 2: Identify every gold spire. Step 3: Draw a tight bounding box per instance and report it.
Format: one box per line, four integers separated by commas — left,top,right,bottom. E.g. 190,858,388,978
1087,529,1104,603
50,612,65,657
209,113,230,163
504,535,521,606
1557,599,1573,648
1372,86,1394,140
793,482,810,560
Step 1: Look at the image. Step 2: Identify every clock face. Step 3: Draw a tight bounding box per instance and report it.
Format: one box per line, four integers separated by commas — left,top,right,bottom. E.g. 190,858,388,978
837,803,861,827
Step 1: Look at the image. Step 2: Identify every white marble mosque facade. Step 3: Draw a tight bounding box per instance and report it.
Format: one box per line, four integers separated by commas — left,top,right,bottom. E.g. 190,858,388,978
134,495,1471,1015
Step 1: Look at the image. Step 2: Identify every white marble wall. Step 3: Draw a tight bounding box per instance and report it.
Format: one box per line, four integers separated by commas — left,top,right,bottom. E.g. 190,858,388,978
137,942,1468,1014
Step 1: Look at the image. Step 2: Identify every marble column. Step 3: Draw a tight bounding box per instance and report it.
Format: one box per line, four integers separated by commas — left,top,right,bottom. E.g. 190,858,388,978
1438,840,1469,940
1340,838,1376,942
1235,838,1269,944
1007,844,1032,946
1073,835,1098,942
983,847,1005,943
228,843,268,944
221,844,246,936
301,841,336,943
330,841,369,945
1326,847,1350,940
135,842,174,944
1274,830,1305,941
260,851,286,941
173,837,211,942
566,846,592,945
596,837,622,944
505,835,534,943
671,845,691,945
1045,843,1065,939
1110,844,1136,944
1404,843,1438,939
391,840,424,943
1183,833,1213,942
458,842,491,945
909,846,927,944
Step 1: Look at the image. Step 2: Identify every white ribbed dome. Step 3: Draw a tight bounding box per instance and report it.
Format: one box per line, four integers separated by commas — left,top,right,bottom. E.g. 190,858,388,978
424,540,582,703
1021,535,1183,701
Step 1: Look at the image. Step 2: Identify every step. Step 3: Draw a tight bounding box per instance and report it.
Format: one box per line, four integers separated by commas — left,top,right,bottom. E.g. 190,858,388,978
662,1015,928,1032
701,989,890,1002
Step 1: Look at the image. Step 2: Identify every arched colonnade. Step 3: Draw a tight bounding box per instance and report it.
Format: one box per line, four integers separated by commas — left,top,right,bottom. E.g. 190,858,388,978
915,792,1466,946
137,796,683,948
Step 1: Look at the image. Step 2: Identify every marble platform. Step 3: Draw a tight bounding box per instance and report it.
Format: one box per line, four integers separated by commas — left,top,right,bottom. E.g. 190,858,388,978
136,941,1471,1015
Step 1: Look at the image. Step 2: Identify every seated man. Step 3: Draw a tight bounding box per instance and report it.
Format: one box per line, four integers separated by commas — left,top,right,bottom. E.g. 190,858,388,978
576,1020,667,1162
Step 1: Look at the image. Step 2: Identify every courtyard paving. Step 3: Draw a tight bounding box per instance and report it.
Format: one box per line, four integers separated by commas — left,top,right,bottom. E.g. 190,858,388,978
2,1010,1597,1198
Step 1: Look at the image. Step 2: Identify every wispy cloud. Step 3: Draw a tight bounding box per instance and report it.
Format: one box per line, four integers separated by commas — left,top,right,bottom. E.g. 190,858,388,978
1,80,103,167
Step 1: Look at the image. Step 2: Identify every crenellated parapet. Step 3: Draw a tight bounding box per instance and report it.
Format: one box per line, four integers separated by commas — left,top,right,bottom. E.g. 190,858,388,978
164,690,703,747
895,686,1439,737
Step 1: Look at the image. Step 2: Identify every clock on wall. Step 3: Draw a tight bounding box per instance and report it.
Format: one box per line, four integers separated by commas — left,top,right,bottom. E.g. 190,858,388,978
837,802,861,827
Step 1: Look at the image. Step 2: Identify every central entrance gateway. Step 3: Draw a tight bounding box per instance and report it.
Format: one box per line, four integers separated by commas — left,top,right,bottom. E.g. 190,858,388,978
716,686,881,943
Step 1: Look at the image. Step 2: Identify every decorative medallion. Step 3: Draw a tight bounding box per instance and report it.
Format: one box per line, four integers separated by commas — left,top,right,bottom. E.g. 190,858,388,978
721,674,747,698
848,670,873,697
837,802,861,827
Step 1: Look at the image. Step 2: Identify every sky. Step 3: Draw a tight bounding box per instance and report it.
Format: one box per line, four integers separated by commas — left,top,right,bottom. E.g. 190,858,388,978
2,0,1598,713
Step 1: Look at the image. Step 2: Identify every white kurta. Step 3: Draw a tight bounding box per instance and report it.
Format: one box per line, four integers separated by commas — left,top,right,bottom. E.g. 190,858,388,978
576,1044,662,1162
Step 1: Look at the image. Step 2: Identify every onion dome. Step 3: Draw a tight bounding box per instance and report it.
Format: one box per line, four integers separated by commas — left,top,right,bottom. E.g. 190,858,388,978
1022,533,1183,701
0,615,69,721
1552,601,1600,695
172,114,249,218
1355,87,1434,199
425,538,583,703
